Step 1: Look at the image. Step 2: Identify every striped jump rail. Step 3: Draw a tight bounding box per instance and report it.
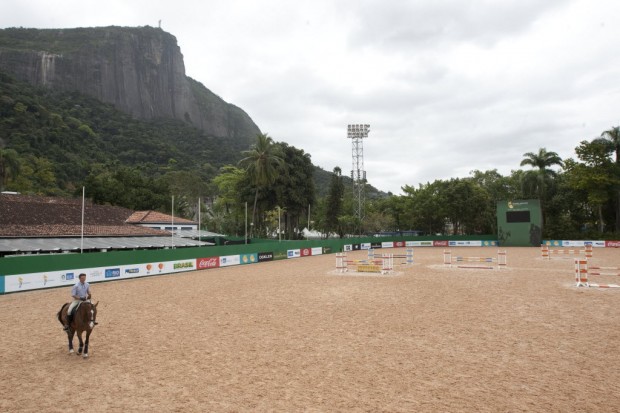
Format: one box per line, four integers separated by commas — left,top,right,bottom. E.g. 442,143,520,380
542,244,592,260
443,250,507,270
336,252,394,274
368,248,414,265
574,259,620,288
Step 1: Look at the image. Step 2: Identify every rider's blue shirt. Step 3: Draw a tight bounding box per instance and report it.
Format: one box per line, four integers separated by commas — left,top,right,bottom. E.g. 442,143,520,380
71,281,90,299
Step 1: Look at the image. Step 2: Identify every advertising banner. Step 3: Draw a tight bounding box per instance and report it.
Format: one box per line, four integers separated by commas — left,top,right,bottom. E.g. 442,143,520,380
360,243,372,250
196,257,220,270
240,253,258,265
433,240,449,247
300,248,312,257
219,255,241,267
311,247,323,256
381,242,395,249
406,241,434,247
449,240,482,247
322,246,332,254
370,242,382,249
543,240,563,247
287,249,301,259
606,240,620,248
343,244,353,252
393,241,406,248
258,252,274,262
481,241,499,247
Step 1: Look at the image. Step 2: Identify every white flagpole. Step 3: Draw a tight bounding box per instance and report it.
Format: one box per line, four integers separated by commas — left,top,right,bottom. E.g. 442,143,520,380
171,195,174,249
80,186,85,254
245,202,248,244
198,197,201,245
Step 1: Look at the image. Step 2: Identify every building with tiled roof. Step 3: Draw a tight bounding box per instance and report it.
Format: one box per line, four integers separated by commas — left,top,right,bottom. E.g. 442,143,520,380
0,193,212,256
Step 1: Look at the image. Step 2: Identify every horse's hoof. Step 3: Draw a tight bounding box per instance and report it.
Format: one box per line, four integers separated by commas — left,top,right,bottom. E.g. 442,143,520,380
82,353,89,359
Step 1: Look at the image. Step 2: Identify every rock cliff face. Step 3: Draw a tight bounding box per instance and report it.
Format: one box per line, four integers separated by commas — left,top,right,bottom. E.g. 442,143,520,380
0,26,260,141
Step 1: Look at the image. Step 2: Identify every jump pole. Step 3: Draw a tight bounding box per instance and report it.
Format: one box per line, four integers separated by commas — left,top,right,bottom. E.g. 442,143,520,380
574,258,620,288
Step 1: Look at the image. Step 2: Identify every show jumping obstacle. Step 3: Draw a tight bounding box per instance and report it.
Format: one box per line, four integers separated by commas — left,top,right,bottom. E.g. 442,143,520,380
336,252,394,275
574,258,620,288
443,250,507,270
368,248,414,265
542,244,592,260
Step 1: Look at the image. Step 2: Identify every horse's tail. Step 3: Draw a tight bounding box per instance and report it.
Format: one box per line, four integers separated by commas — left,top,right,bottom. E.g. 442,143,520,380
57,303,69,325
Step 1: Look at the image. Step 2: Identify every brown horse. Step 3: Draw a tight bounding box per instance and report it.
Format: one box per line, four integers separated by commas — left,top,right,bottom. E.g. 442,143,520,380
57,300,98,358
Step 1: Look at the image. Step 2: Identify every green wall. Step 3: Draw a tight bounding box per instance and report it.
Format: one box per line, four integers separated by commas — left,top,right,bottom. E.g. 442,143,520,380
496,200,542,247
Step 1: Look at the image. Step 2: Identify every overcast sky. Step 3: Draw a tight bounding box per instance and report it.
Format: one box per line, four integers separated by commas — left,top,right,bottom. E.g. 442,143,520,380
2,0,619,194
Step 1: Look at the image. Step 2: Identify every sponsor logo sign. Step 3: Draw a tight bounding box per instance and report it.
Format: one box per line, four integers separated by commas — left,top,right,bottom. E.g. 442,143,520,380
343,244,353,252
407,241,434,247
173,261,194,270
449,241,482,247
105,268,121,278
322,246,332,254
273,251,288,260
606,240,620,248
482,241,498,247
381,242,395,249
196,257,220,269
352,244,361,251
287,249,301,259
220,255,241,267
311,247,323,256
125,268,140,274
241,253,258,264
433,240,449,247
360,243,372,250
258,252,274,262
370,242,382,249
301,248,312,257
394,241,406,248
543,240,563,246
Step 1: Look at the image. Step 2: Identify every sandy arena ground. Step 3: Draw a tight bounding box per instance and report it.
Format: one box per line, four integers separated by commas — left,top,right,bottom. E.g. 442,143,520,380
1,247,620,412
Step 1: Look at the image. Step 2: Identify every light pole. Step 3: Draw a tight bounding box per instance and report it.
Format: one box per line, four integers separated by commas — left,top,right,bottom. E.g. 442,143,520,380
347,124,370,236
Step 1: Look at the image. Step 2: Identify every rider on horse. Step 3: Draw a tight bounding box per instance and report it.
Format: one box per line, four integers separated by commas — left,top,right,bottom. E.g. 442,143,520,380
63,273,92,331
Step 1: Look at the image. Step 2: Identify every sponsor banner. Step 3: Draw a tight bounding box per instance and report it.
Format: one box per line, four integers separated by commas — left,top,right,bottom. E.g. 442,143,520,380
258,252,274,262
352,244,361,251
543,240,563,247
561,240,587,247
343,244,353,252
105,268,121,278
606,240,620,248
481,240,499,247
370,242,382,249
360,243,372,250
273,251,288,260
219,255,241,267
393,240,406,248
287,249,301,259
449,240,482,247
433,240,449,247
0,276,4,294
311,247,323,256
240,253,258,265
591,241,606,248
381,242,395,249
322,246,332,254
406,241,434,247
196,257,220,269
171,260,195,272
300,248,312,257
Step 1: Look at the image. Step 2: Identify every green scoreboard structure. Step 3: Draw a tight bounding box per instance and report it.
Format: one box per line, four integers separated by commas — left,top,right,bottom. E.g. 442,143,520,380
496,199,542,247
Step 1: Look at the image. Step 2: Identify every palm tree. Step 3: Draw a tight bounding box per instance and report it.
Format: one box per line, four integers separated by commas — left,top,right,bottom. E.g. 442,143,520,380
0,148,21,192
595,126,620,231
520,148,563,199
520,148,563,226
238,134,283,237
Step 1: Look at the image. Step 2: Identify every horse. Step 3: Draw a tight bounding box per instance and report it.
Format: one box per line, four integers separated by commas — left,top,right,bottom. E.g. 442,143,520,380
57,300,98,358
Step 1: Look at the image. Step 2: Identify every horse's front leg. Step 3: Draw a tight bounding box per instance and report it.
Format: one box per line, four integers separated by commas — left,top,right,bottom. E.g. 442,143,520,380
66,330,75,354
77,332,84,355
83,330,91,358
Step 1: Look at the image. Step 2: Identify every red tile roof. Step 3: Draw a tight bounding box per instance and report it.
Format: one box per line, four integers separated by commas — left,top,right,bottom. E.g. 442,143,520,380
0,194,191,237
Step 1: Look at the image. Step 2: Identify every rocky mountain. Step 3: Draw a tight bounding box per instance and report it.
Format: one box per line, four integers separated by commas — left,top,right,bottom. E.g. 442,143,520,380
0,26,260,142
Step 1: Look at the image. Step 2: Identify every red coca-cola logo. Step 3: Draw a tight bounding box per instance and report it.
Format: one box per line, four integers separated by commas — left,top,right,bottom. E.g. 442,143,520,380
433,240,449,247
394,241,405,247
606,240,620,248
301,248,311,256
196,257,220,269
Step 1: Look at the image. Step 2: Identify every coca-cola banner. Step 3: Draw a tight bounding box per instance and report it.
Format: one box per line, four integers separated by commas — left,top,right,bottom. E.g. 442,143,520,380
196,257,220,270
606,240,620,248
301,248,312,257
393,241,406,248
433,240,449,247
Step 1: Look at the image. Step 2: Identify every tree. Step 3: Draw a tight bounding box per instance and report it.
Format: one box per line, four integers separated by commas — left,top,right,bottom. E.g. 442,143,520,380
322,167,345,238
594,126,620,232
520,148,563,224
238,134,284,237
0,148,21,191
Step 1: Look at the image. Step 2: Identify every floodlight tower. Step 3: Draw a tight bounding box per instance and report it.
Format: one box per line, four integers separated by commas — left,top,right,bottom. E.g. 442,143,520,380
347,124,370,234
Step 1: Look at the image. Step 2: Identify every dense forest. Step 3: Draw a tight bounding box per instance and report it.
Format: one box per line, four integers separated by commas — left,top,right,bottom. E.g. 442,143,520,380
1,70,619,239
